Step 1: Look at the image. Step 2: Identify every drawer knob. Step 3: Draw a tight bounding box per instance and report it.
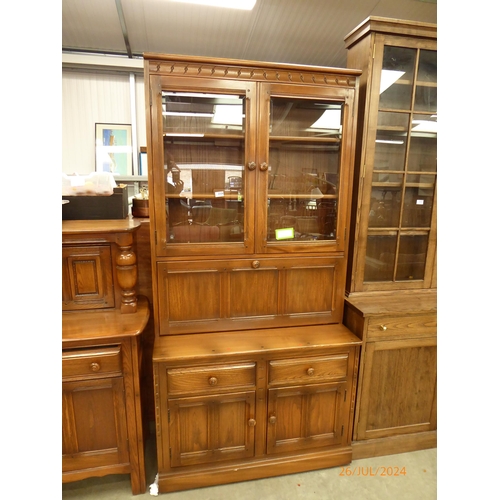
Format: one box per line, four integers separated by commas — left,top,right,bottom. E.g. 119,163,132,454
306,367,315,376
208,376,218,386
269,415,277,425
379,324,387,331
248,418,256,427
90,362,100,372
251,260,260,269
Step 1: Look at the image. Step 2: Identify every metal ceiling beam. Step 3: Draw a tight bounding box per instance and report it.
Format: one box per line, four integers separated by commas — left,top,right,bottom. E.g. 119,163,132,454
115,0,133,58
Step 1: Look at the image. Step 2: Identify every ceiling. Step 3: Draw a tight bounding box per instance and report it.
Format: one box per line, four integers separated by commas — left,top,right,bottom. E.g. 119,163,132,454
62,0,437,70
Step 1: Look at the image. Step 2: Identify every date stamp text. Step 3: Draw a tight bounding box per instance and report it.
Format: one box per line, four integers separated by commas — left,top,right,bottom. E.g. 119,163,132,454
339,466,407,477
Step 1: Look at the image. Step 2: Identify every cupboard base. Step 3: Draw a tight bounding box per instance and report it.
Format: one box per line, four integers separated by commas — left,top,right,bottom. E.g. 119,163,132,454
157,447,352,493
352,431,437,460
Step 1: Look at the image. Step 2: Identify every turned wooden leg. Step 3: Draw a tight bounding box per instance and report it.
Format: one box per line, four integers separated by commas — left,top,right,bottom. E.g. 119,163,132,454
115,233,138,313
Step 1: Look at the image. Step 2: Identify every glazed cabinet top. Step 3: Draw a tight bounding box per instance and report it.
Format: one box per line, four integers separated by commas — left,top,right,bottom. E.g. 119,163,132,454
144,54,361,259
344,17,437,294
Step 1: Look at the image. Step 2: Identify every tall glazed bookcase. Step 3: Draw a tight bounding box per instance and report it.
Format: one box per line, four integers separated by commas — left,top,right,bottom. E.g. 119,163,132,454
144,53,363,493
342,18,437,459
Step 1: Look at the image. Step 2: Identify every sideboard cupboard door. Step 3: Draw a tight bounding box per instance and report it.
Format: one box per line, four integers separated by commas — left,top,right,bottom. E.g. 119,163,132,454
267,382,347,455
355,337,437,441
168,391,256,467
62,245,115,311
62,376,129,472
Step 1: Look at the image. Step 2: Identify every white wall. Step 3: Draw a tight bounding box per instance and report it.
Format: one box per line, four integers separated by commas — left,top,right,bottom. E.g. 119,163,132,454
62,68,146,176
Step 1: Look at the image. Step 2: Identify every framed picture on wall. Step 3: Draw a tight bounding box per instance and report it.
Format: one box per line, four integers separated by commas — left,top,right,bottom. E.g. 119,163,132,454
95,123,133,175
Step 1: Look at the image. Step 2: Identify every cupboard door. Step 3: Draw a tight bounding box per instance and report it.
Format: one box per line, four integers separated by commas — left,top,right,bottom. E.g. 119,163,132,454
267,382,347,455
355,337,437,441
62,245,115,311
157,256,345,335
256,83,357,255
62,377,129,472
149,75,257,258
168,391,256,467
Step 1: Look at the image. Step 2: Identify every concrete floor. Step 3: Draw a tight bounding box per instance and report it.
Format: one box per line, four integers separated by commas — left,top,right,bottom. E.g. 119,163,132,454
62,437,437,499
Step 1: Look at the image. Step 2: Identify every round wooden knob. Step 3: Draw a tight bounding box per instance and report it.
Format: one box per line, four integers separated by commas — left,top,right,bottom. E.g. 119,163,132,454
248,419,256,427
307,367,315,376
247,161,256,171
90,362,100,372
208,377,218,386
379,325,387,331
251,260,260,269
259,162,269,171
269,415,277,424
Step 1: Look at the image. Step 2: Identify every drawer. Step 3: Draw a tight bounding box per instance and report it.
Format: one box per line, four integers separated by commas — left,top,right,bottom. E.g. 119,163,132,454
62,346,122,379
366,313,437,340
268,354,349,386
167,362,256,395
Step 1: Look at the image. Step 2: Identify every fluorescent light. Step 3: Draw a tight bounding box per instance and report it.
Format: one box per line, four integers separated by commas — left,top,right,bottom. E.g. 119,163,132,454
163,111,214,117
380,70,405,94
212,105,244,125
163,133,204,137
170,0,256,10
310,109,341,130
411,120,437,134
375,139,404,145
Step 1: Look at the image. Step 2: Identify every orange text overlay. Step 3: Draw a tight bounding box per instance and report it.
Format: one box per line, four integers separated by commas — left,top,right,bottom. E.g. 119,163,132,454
339,466,407,477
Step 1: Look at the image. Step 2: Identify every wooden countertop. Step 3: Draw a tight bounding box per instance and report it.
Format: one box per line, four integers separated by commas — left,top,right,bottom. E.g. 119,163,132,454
345,290,437,317
62,296,150,346
62,218,141,235
153,323,361,363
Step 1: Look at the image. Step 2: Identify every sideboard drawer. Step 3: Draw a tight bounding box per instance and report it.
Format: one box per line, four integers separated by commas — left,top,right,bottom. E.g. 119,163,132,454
268,354,349,386
167,362,256,395
62,346,122,380
366,314,437,341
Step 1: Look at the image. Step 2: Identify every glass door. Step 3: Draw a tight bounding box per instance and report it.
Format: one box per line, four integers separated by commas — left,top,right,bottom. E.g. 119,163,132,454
256,84,356,254
362,43,437,287
150,76,257,256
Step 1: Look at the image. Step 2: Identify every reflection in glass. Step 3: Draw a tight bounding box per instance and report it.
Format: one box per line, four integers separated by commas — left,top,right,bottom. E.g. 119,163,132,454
379,46,416,110
402,187,433,228
162,91,246,244
408,113,437,172
267,98,343,242
396,234,428,280
365,44,436,284
364,234,397,282
368,181,403,228
374,112,410,171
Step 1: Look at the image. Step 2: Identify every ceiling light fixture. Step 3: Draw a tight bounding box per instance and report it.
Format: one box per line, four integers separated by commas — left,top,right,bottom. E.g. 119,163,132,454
170,0,257,10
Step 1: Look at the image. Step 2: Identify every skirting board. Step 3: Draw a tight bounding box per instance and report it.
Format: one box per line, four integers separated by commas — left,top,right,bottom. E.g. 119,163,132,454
352,431,437,460
158,446,352,493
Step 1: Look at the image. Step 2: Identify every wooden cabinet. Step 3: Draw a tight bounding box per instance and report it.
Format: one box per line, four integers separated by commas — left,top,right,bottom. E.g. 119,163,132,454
62,220,150,495
344,17,437,294
153,325,360,493
344,290,437,458
143,53,362,493
144,54,362,493
341,17,437,459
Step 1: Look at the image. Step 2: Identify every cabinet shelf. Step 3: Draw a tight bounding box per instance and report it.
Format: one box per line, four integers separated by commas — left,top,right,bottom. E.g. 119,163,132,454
371,182,434,189
270,136,341,143
163,133,244,141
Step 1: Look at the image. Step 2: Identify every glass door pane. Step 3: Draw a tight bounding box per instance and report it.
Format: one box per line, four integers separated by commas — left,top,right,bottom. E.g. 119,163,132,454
363,44,437,285
267,98,343,242
162,92,246,244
